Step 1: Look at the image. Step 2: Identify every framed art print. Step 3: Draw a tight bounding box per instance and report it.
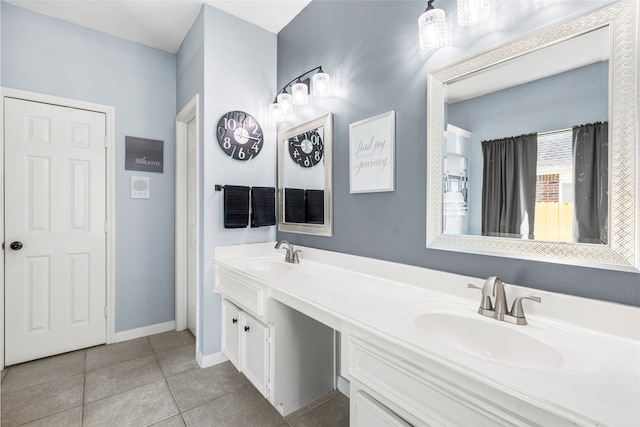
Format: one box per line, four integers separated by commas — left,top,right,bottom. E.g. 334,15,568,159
349,111,395,193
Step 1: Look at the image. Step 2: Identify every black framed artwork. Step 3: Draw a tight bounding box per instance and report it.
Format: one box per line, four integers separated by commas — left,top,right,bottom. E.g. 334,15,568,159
125,136,164,173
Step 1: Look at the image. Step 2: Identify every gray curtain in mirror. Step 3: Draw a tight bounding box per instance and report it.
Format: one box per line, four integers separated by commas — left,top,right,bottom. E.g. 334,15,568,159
573,122,608,244
481,134,537,239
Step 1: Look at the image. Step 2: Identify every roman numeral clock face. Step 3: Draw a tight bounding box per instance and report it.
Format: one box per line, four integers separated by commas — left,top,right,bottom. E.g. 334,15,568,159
288,127,324,168
216,111,263,160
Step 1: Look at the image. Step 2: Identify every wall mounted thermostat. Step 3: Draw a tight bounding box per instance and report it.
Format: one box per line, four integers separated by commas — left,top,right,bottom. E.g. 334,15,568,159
131,176,150,199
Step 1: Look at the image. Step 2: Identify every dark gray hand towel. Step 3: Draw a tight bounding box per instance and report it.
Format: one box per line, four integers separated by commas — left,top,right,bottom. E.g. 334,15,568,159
305,189,324,224
284,188,305,223
251,186,276,227
224,185,250,228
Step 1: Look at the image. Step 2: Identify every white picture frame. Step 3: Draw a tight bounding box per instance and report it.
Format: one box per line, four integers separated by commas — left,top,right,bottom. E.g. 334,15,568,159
349,111,395,193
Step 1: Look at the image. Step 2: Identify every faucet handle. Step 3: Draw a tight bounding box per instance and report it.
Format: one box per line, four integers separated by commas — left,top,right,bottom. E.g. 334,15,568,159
467,283,493,314
509,296,541,325
292,250,302,264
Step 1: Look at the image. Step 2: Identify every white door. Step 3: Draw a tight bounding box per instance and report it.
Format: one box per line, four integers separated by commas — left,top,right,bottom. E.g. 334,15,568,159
221,299,240,370
186,118,198,334
4,97,107,365
241,312,270,398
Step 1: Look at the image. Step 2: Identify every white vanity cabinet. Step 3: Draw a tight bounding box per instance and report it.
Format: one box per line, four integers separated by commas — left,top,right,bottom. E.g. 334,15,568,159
216,264,335,416
221,299,270,398
344,330,580,427
354,392,411,427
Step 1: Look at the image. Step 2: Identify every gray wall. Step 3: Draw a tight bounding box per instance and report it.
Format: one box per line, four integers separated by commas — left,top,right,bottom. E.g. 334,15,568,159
277,0,639,306
2,3,178,331
177,5,277,356
448,61,609,235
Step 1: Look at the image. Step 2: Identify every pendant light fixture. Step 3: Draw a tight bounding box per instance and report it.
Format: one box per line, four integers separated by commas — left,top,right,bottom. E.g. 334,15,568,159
418,0,446,52
457,0,490,26
270,66,331,122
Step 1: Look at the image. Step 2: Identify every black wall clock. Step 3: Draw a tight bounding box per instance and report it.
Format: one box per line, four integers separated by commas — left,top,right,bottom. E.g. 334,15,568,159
288,128,324,168
216,111,263,160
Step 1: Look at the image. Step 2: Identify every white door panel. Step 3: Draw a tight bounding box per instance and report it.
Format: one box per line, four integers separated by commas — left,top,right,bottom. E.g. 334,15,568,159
4,97,107,365
242,313,270,398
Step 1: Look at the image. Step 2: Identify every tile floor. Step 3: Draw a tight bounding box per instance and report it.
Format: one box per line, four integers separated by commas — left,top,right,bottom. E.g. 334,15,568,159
0,330,349,427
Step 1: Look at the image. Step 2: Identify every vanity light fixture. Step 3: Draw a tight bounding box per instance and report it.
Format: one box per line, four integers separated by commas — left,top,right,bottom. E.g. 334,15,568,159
457,0,490,26
292,81,309,105
270,66,331,122
419,0,447,52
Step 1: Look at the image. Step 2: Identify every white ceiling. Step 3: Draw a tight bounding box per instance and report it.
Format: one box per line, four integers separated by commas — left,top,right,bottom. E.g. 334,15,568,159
6,0,311,53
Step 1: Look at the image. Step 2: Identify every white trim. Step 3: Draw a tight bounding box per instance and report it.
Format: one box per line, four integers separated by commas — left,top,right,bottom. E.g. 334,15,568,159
174,95,200,344
197,349,228,369
337,376,351,398
113,321,176,343
0,87,116,368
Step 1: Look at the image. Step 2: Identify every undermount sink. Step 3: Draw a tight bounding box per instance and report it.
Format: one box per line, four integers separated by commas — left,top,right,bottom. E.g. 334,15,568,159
408,303,599,372
244,257,296,272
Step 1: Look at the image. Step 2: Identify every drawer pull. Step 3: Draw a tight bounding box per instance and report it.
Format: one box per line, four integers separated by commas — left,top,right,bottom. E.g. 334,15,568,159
244,326,250,332
232,318,238,324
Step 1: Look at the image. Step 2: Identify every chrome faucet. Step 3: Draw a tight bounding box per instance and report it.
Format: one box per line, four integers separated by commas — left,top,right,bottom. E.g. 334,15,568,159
275,240,301,264
468,276,540,325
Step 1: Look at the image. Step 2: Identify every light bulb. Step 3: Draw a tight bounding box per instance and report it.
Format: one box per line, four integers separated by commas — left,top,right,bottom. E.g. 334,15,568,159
418,6,446,52
457,0,490,26
312,73,331,98
277,93,293,115
269,103,283,122
292,82,309,105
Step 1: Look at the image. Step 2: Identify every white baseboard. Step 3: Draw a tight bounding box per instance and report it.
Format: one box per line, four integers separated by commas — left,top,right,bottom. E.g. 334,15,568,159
197,350,228,368
337,375,350,398
112,320,176,343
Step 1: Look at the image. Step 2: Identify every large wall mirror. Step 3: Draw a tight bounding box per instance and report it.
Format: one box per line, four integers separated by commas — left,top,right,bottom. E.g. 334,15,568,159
278,113,333,236
427,0,638,271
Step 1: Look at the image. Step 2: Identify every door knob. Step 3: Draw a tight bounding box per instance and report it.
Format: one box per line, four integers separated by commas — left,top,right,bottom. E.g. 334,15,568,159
9,241,23,250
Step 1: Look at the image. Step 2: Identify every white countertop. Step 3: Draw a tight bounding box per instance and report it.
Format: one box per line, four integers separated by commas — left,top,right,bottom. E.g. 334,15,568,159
214,242,640,426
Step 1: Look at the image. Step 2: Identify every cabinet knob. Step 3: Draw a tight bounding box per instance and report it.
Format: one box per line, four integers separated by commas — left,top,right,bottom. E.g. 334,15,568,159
232,318,237,324
244,326,250,332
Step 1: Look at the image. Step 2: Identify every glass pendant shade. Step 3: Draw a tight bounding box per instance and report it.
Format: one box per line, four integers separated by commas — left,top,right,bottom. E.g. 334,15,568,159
292,82,309,105
277,93,293,115
312,73,331,98
269,103,283,122
457,0,490,26
418,6,446,52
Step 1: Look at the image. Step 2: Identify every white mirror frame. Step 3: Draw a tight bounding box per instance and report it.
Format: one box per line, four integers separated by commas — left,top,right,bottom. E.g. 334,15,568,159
278,113,333,236
427,0,639,272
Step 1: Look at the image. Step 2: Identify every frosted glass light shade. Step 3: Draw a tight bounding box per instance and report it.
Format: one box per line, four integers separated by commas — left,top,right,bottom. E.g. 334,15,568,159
269,103,283,122
312,73,331,98
292,82,309,105
457,0,490,26
419,7,446,52
277,93,293,115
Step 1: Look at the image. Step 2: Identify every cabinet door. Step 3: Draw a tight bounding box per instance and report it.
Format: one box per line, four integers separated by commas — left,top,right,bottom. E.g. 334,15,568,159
222,299,241,370
241,313,270,398
355,391,412,427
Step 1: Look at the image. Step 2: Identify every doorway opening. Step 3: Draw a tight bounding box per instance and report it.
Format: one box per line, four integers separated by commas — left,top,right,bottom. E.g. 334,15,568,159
175,95,200,342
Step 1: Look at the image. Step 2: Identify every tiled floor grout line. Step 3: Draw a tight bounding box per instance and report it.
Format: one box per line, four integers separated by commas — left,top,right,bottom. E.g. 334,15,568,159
81,349,87,426
149,339,187,427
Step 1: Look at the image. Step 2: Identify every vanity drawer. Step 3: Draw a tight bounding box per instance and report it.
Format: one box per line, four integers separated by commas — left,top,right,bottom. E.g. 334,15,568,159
216,272,266,319
347,335,566,427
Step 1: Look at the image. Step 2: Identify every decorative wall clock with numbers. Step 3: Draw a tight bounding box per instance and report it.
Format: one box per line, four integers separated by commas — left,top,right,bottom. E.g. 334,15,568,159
216,111,264,160
287,127,324,168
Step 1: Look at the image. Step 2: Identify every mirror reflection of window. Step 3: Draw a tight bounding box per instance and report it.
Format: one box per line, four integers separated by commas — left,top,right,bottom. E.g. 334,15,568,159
534,129,573,243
